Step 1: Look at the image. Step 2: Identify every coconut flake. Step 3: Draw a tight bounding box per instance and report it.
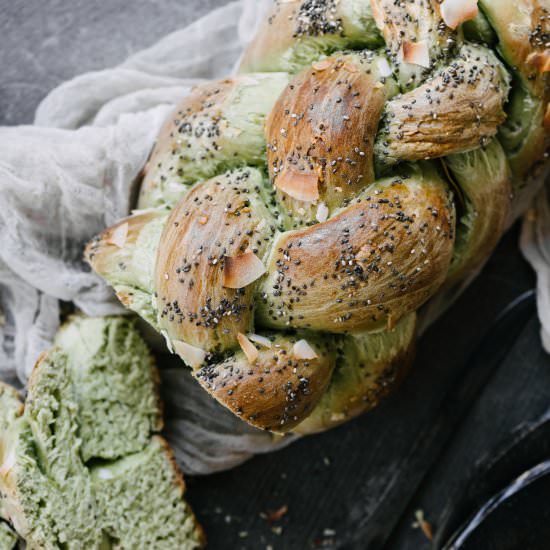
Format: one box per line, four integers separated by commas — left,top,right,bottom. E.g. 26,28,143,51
402,41,430,68
223,251,266,289
237,333,259,363
275,169,320,202
293,339,319,360
370,0,385,30
107,222,128,248
316,203,329,223
247,333,272,348
377,58,393,78
312,58,332,71
440,0,478,30
173,340,207,369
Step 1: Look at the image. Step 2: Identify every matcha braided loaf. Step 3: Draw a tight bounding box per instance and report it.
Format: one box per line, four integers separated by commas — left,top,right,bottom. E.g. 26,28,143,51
86,0,549,433
0,317,204,550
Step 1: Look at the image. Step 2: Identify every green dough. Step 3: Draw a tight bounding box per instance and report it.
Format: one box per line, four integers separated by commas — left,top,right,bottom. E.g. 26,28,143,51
0,317,203,550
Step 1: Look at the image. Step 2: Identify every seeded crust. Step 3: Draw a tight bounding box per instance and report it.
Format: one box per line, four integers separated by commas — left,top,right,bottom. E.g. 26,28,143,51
87,0,549,433
138,74,289,208
258,166,455,333
195,333,337,431
480,0,550,187
238,0,382,74
480,0,550,99
370,0,455,89
155,169,277,353
294,312,416,434
375,43,510,166
266,50,399,226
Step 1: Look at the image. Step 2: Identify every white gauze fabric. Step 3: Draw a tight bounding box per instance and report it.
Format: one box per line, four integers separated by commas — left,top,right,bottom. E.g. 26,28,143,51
0,0,548,474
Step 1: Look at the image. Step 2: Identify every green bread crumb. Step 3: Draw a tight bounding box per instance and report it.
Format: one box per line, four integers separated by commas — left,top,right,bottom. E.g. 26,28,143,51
0,316,203,550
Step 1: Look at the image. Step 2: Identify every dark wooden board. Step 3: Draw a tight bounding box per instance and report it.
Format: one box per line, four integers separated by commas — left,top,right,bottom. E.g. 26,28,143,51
2,3,547,549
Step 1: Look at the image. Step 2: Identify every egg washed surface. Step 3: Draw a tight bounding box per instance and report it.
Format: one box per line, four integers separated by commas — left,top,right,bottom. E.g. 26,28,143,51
86,0,549,434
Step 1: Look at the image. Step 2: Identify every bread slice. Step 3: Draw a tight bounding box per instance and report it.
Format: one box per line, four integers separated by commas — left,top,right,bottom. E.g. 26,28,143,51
0,317,204,549
92,437,202,549
54,315,163,462
0,522,17,550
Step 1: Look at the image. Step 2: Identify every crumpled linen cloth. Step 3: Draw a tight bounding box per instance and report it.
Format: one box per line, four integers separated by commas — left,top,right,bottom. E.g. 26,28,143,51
0,0,548,474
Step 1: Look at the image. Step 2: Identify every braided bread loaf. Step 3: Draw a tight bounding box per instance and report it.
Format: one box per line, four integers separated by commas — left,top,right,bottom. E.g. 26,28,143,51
86,0,550,433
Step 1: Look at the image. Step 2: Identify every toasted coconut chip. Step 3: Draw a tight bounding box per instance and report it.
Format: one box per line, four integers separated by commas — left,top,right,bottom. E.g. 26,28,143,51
275,169,320,202
544,103,550,129
107,222,128,248
402,41,430,68
527,51,550,74
115,291,133,308
312,59,333,71
316,203,329,223
237,333,259,363
173,340,207,369
247,333,272,348
292,339,318,360
223,251,266,289
377,58,393,78
441,0,478,30
370,0,385,31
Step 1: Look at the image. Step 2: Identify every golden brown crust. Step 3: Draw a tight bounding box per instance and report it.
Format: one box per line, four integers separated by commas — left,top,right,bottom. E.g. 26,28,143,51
370,0,454,87
194,335,336,432
257,170,455,333
154,435,207,547
480,0,550,98
154,170,276,353
138,79,237,206
83,0,550,436
85,210,163,280
266,53,390,225
293,320,416,434
477,2,550,186
26,351,49,397
239,1,300,73
377,44,508,164
239,0,350,74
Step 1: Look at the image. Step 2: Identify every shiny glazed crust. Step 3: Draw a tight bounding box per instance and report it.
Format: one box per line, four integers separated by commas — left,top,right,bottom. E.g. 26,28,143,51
86,0,550,434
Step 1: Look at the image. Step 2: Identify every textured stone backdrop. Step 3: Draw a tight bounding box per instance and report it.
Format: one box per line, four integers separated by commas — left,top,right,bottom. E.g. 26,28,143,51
0,0,230,125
